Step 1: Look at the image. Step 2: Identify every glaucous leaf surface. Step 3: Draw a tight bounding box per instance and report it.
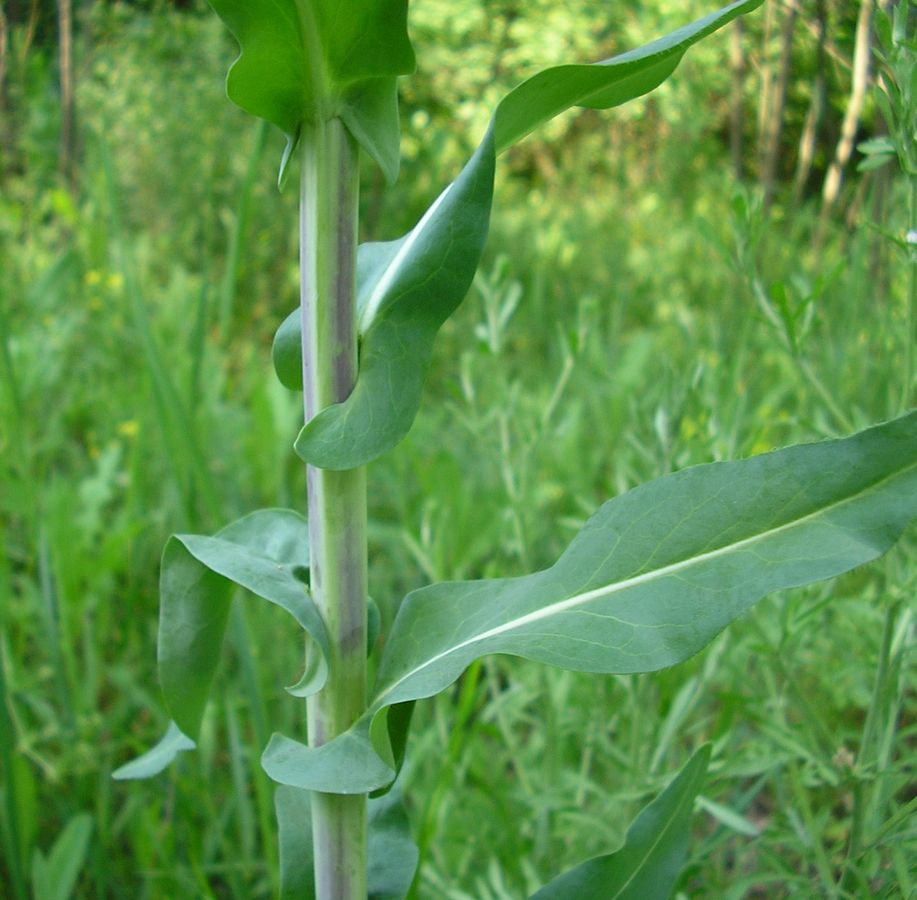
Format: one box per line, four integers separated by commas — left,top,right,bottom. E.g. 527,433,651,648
111,721,195,781
262,413,917,793
275,785,418,899
157,509,325,741
530,746,710,900
208,0,414,181
281,0,762,468
292,127,496,468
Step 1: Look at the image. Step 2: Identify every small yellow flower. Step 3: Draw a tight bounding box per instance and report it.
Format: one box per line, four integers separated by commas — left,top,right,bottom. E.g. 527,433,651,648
85,270,102,287
117,420,140,439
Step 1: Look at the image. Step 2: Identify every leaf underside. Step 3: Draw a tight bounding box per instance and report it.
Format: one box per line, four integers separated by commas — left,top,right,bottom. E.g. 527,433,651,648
208,0,414,181
277,0,764,469
530,746,711,900
262,412,917,794
156,509,323,743
112,721,196,781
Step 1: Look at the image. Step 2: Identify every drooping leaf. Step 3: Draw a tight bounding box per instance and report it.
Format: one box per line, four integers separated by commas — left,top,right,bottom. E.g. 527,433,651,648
262,412,917,793
283,0,763,468
530,747,709,900
112,721,196,781
275,785,418,899
158,509,325,741
208,0,415,181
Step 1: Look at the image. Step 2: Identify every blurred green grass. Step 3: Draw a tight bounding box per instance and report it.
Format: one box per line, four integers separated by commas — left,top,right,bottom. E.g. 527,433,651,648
1,2,915,897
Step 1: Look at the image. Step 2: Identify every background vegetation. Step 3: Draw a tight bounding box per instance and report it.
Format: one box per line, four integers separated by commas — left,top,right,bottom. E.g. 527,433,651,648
1,0,914,896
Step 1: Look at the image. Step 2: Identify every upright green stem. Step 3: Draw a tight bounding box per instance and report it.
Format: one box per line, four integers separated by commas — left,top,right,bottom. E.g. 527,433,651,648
300,118,368,899
904,173,916,411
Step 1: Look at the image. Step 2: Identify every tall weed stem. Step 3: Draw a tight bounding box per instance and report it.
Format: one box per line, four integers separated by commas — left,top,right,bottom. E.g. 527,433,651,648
300,119,368,899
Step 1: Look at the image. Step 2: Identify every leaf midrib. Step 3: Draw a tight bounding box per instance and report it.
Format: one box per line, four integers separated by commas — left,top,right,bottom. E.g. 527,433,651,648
375,454,917,705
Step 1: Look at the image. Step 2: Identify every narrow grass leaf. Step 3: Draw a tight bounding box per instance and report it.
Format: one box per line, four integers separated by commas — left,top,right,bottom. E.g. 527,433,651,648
276,786,315,900
695,795,761,837
208,0,414,180
285,0,762,468
262,413,917,793
30,813,93,900
112,721,196,780
158,509,325,742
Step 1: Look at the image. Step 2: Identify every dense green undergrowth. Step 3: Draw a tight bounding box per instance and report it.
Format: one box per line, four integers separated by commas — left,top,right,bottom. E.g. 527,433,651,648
1,3,914,897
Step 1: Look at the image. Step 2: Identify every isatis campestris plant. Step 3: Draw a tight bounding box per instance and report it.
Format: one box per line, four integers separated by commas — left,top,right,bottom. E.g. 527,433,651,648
115,2,917,898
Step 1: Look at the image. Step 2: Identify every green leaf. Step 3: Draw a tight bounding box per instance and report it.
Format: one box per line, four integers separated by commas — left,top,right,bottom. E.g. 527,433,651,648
857,152,895,173
282,0,763,468
112,721,196,781
262,412,917,793
30,813,93,900
208,0,414,181
857,136,896,155
276,785,315,900
158,509,326,741
529,747,710,900
366,790,419,899
265,718,392,795
275,785,418,899
292,126,496,467
495,0,762,152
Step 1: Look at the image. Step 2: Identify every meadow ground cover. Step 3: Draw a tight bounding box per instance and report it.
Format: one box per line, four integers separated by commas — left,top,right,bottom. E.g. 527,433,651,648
1,1,915,897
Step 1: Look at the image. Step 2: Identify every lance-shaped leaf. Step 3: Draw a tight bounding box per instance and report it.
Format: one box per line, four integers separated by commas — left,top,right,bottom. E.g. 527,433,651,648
281,0,762,468
208,0,414,181
158,509,327,741
263,412,917,793
276,785,418,899
530,746,710,900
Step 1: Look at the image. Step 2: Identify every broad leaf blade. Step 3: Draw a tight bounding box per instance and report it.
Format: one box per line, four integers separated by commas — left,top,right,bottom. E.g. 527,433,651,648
158,509,326,741
530,746,710,900
293,127,496,468
262,413,917,794
375,413,917,704
208,0,414,180
280,1,762,467
264,719,392,795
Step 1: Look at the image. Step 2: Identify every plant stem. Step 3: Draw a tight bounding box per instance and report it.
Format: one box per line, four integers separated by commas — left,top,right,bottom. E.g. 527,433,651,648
300,119,368,899
904,172,916,411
